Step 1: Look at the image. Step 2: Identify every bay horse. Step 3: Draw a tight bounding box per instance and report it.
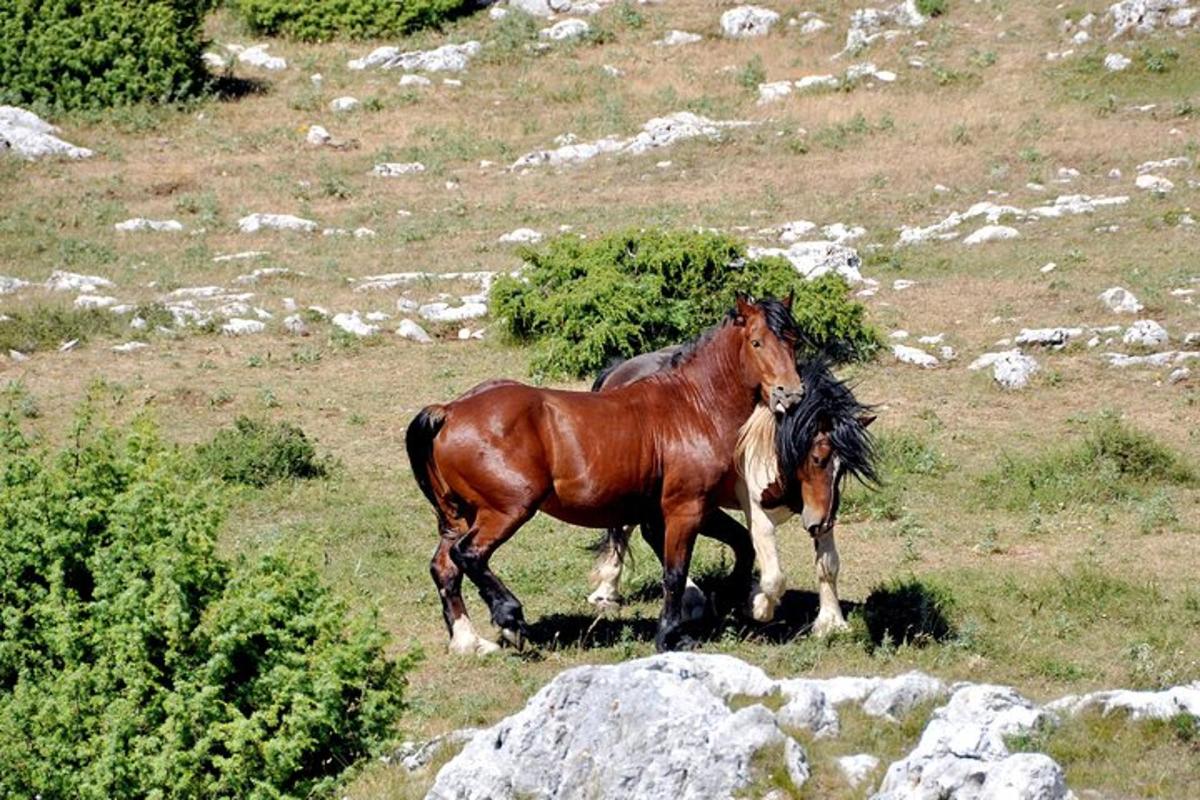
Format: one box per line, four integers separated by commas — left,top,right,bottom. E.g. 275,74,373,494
406,297,804,653
589,357,877,635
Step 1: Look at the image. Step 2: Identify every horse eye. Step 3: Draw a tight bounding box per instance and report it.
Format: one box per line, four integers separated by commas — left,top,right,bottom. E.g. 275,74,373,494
751,339,762,348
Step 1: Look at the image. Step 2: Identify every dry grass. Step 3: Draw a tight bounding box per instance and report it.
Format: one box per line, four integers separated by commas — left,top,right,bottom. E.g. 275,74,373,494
2,1,1199,797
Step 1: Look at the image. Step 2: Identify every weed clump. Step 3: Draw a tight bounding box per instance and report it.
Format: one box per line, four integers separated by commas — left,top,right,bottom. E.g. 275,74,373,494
980,412,1194,511
0,412,410,799
491,229,880,378
197,417,330,487
0,304,129,355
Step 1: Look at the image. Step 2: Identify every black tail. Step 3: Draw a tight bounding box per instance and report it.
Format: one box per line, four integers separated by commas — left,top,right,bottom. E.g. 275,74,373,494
406,405,446,509
587,526,633,567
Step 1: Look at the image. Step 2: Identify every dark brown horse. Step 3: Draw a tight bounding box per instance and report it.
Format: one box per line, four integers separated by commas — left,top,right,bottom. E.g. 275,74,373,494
406,297,803,653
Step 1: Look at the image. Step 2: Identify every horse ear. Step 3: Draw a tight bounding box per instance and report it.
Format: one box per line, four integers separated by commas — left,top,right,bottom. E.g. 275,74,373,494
782,290,794,310
734,294,754,323
858,414,877,428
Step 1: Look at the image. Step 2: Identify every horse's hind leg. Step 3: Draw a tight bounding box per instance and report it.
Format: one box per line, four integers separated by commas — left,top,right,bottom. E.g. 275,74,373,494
452,508,533,649
697,510,755,612
642,519,707,623
587,526,630,611
431,520,499,655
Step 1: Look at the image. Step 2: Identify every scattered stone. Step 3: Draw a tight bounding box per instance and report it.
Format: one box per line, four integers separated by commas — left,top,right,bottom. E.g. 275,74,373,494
112,342,148,354
233,267,299,285
1104,350,1199,368
846,62,896,82
511,112,750,169
970,349,1039,389
58,339,79,352
221,318,266,335
540,18,591,40
721,6,781,38
1123,319,1169,346
348,41,481,72
388,729,481,772
844,1,926,53
1041,262,1057,273
862,672,946,721
489,4,509,19
893,344,939,368
332,311,380,336
114,218,183,233
1137,156,1191,173
373,162,426,177
890,330,909,340
747,241,863,283
237,213,318,233
1107,0,1197,37
1099,286,1144,313
1049,683,1200,721
508,0,562,17
213,251,269,263
837,754,880,789
399,74,433,87
800,18,830,34
964,225,1020,245
1104,52,1133,71
397,319,434,344
656,29,703,46
893,279,917,291
1136,174,1174,192
601,64,622,77
419,301,488,323
0,276,29,294
74,294,118,310
283,314,309,336
0,106,93,161
46,270,114,293
8,350,29,363
1168,367,1191,384
776,684,840,737
306,125,332,146
1015,327,1084,348
330,96,360,113
235,44,286,71
918,334,943,345
498,228,543,244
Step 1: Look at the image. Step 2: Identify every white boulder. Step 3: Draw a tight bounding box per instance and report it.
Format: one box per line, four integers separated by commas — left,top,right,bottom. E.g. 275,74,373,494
540,19,590,40
332,312,381,336
1099,286,1144,313
1104,52,1132,70
1136,174,1174,192
893,344,939,368
45,270,114,293
348,41,481,72
397,319,434,344
114,218,183,233
237,213,318,233
720,6,781,38
1123,319,1169,346
0,106,93,160
330,96,360,113
221,318,266,335
963,225,1020,245
747,241,863,283
236,44,286,71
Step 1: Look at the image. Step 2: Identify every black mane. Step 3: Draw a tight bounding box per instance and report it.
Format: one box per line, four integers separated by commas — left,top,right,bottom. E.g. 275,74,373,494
775,359,878,497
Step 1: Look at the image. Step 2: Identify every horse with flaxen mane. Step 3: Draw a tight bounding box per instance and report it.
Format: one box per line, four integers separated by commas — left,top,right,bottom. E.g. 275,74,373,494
590,357,877,636
406,297,804,653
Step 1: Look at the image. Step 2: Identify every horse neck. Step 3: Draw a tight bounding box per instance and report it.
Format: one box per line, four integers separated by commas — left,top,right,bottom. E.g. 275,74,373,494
668,325,757,420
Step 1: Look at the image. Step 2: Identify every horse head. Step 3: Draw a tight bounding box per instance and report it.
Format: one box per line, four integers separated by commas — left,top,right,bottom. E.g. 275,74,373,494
733,295,804,413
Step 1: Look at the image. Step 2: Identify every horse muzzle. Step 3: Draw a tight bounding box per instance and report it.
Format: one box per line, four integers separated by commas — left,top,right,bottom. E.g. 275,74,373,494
769,385,804,414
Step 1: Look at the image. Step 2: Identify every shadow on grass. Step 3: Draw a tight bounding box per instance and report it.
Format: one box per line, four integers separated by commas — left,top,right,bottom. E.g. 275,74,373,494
526,577,956,653
210,75,270,102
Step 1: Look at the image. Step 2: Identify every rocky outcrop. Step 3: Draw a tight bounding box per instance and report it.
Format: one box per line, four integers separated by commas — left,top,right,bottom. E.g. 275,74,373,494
0,106,93,161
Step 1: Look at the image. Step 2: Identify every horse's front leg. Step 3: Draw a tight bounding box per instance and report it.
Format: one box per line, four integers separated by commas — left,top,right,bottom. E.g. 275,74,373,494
812,529,849,637
655,503,704,652
587,526,631,611
744,500,786,623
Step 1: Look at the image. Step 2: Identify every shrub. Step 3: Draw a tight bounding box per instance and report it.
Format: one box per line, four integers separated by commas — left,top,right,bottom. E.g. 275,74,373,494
980,411,1194,511
491,229,880,378
916,0,948,17
197,416,330,487
0,0,215,111
0,411,411,799
231,0,473,42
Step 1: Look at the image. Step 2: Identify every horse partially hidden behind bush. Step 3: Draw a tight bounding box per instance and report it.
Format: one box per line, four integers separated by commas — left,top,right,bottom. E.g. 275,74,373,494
590,357,877,636
406,297,803,653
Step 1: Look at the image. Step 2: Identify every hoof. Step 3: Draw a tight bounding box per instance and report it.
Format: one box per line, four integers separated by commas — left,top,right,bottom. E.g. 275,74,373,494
750,592,777,623
587,588,623,611
449,634,500,656
499,626,527,650
681,585,708,623
812,614,849,638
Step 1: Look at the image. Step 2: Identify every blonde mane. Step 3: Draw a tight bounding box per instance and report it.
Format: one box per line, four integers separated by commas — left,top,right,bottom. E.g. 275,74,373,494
735,404,779,483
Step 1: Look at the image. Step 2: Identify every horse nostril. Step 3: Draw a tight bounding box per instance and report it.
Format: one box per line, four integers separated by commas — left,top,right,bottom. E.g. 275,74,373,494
807,523,822,536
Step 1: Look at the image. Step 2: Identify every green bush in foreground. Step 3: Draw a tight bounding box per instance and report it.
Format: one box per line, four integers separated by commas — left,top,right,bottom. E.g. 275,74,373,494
491,229,880,378
0,0,215,111
0,412,411,799
197,416,330,487
232,0,474,41
980,411,1195,511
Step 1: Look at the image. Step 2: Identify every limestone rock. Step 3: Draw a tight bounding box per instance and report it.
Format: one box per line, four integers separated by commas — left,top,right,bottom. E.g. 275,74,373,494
1122,319,1169,346
837,754,880,788
330,96,360,113
540,19,590,40
893,344,939,368
373,162,426,177
428,654,802,800
963,225,1020,245
237,213,318,233
348,41,481,72
46,271,114,293
235,44,286,70
1104,52,1132,70
114,218,183,233
720,6,781,38
656,30,703,46
0,106,93,160
970,349,1039,389
398,319,434,344
498,228,543,244
1136,174,1174,192
221,318,266,335
332,311,380,336
1099,286,1144,313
